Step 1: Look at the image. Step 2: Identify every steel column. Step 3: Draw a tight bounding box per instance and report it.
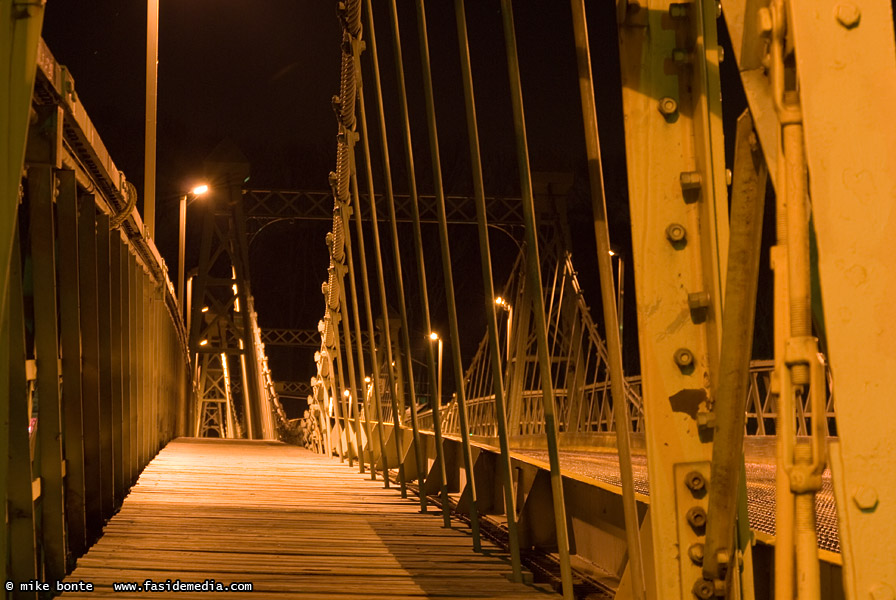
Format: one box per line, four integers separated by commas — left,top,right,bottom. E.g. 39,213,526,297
342,171,376,475
6,226,38,595
96,211,116,516
787,1,896,598
29,165,68,580
569,1,646,596
354,85,393,486
453,0,522,569
498,1,573,596
56,168,87,560
379,0,431,512
361,0,411,497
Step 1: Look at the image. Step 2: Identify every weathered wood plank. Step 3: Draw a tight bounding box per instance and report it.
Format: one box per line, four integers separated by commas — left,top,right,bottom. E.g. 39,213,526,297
63,438,555,598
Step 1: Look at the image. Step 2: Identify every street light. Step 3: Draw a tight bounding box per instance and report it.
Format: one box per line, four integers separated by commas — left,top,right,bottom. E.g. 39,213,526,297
178,184,209,316
495,296,513,362
609,246,624,337
429,333,443,412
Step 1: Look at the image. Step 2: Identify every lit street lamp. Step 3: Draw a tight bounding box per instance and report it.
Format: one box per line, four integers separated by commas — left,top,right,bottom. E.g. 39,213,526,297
178,184,209,316
429,332,443,411
609,246,624,337
494,297,512,363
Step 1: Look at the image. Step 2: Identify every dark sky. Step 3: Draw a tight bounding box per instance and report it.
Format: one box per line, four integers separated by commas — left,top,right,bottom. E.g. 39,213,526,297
40,2,775,411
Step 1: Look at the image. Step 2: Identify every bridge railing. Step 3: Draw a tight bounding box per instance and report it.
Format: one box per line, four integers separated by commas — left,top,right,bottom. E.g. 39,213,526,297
417,251,836,441
3,38,191,583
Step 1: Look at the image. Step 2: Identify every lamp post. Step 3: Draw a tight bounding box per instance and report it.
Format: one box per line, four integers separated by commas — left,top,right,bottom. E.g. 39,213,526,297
178,184,209,316
609,247,624,337
494,297,512,363
145,0,159,238
429,332,443,412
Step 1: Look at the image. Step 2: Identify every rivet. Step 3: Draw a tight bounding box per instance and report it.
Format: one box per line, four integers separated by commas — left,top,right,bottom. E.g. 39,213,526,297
835,3,861,28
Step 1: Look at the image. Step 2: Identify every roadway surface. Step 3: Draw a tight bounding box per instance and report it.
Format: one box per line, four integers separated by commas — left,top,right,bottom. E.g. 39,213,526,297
521,449,839,553
62,438,557,599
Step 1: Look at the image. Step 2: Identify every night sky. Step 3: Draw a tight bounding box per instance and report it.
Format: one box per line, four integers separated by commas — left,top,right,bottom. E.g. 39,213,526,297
39,2,774,413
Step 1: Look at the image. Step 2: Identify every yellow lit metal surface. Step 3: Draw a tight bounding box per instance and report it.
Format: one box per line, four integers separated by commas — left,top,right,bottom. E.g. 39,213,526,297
787,1,896,597
617,0,735,597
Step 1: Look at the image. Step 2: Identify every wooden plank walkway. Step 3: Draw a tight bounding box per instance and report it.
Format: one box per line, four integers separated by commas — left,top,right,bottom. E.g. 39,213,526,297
62,438,556,599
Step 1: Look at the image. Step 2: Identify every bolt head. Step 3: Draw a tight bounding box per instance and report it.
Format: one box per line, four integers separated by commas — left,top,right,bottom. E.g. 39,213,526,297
685,470,706,492
853,485,879,511
669,3,687,18
692,578,714,600
686,506,707,529
688,543,705,565
757,7,773,36
666,223,687,243
658,96,679,116
674,347,694,368
835,3,861,28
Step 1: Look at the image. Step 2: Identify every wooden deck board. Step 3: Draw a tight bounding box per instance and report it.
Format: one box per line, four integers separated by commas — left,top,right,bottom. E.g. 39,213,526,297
62,438,555,599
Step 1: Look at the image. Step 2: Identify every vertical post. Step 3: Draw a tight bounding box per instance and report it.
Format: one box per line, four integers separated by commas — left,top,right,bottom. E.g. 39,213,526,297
352,89,392,486
178,194,186,316
341,183,375,475
361,0,411,497
96,212,116,516
57,169,87,560
569,0,646,596
128,252,140,479
376,0,431,511
144,0,159,238
337,278,363,470
119,241,133,487
109,230,126,504
29,166,68,580
6,226,39,594
78,195,105,541
498,1,573,595
617,0,729,597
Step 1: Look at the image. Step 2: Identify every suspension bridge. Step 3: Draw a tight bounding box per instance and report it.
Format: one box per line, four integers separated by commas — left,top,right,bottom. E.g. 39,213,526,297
2,1,895,599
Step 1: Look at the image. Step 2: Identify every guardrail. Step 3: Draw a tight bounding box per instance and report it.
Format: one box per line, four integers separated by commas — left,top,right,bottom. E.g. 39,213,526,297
4,38,190,583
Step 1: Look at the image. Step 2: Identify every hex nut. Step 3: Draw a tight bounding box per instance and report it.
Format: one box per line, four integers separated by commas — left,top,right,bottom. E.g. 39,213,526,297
666,223,687,243
685,470,706,493
757,7,773,36
669,3,688,18
688,291,711,310
692,578,714,600
674,347,694,368
680,171,702,190
658,96,679,116
686,506,707,529
853,485,879,511
688,543,705,565
835,3,861,28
